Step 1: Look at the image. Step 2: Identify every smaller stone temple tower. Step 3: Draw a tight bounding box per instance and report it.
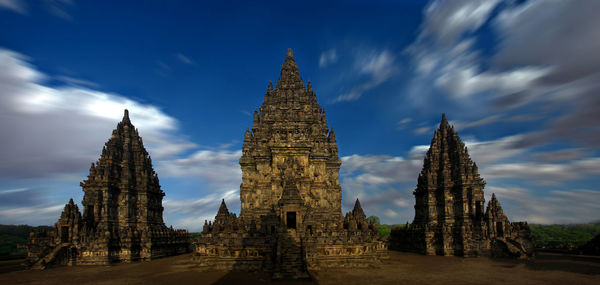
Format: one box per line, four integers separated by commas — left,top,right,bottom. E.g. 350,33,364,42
26,110,190,269
392,114,534,258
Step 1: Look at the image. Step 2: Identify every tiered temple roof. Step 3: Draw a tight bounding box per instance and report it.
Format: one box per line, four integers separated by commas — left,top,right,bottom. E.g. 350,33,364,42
194,49,387,278
26,110,189,268
398,114,533,258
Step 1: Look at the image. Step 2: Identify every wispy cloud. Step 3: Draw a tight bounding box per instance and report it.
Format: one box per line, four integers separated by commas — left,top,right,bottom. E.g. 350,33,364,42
482,158,600,181
176,53,195,65
44,0,75,21
486,186,600,224
157,149,242,187
332,49,396,103
319,49,337,68
418,0,501,46
0,0,27,14
55,75,99,88
396,118,412,130
0,204,64,225
449,114,502,131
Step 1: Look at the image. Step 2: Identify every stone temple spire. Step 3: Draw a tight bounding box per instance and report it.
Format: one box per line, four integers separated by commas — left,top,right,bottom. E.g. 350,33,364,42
81,109,165,228
352,198,366,220
276,48,302,90
393,113,534,258
217,199,229,216
411,113,487,256
122,109,131,124
26,109,189,267
240,49,342,217
440,113,448,128
195,49,387,276
485,193,506,221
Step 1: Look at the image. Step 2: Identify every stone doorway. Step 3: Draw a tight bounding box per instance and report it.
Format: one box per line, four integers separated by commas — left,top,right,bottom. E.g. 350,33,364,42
61,226,69,243
286,212,296,229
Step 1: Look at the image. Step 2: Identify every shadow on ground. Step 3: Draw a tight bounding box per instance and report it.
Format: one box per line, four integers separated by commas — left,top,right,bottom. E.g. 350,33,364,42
525,252,600,275
1,251,599,285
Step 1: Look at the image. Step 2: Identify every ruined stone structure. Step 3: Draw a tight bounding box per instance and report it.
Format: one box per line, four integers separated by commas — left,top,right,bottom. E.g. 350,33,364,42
391,114,533,258
194,49,387,278
26,110,189,269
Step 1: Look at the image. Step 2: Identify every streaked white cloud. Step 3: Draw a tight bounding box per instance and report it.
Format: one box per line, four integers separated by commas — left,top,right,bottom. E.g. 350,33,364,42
54,75,99,88
0,48,196,179
44,0,75,21
176,53,195,65
0,0,27,14
0,204,64,225
163,189,239,231
319,49,337,68
486,186,600,224
396,118,412,130
332,49,396,103
483,158,600,181
419,0,501,45
449,114,502,131
157,149,242,187
435,65,551,99
531,148,587,162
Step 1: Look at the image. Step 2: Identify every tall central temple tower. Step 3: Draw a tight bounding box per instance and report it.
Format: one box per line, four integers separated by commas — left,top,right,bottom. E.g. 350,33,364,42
194,49,387,278
239,48,342,223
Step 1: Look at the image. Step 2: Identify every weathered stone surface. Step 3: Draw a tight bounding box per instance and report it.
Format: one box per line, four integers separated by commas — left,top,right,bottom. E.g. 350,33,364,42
391,114,534,258
193,49,388,278
26,110,189,268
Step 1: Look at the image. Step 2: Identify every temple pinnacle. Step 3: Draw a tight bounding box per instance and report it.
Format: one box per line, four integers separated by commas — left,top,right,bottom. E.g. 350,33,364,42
440,113,448,127
123,109,130,123
286,48,294,58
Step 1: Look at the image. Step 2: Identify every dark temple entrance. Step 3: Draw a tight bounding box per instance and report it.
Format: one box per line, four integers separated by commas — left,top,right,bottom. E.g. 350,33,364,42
286,212,296,229
61,226,69,243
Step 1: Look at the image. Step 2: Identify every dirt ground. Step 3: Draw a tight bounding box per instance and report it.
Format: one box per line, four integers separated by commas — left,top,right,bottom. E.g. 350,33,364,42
1,251,599,285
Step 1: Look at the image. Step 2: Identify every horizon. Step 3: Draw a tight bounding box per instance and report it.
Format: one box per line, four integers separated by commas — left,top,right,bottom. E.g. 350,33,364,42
0,0,599,232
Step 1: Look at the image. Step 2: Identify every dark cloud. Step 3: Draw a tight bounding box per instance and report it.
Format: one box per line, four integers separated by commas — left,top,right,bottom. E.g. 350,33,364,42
493,1,600,87
531,149,587,162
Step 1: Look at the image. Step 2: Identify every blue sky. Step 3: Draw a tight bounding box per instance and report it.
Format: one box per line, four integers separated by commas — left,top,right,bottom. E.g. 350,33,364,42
1,0,599,231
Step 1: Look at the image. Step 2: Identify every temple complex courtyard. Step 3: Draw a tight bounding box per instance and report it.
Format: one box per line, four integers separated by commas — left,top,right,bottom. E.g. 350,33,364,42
2,251,599,284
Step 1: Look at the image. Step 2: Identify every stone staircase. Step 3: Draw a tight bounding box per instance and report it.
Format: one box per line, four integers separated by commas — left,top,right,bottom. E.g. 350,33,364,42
31,243,70,270
273,231,309,279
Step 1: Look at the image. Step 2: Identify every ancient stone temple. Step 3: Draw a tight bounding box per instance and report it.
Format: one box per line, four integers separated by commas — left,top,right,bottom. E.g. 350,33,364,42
391,114,533,258
26,110,189,269
193,49,387,278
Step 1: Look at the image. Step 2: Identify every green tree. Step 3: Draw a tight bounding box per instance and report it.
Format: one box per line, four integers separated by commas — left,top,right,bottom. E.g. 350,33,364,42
367,216,380,225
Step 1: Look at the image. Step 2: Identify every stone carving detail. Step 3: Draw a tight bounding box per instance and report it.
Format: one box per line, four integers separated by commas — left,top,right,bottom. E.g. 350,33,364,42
392,114,534,258
26,110,189,268
194,49,388,278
